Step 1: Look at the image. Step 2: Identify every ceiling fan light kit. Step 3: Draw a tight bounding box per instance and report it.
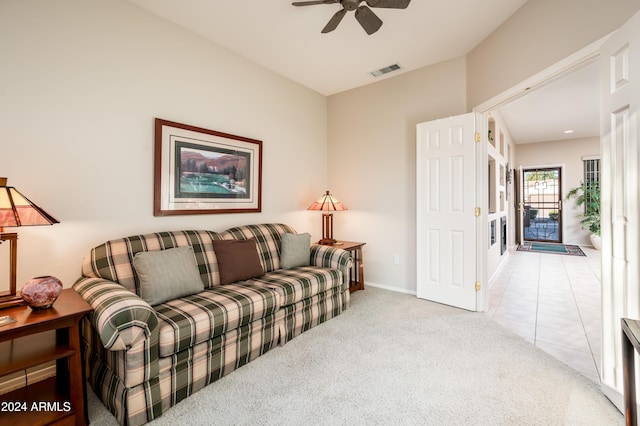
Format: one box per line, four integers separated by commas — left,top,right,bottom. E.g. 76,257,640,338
292,0,411,35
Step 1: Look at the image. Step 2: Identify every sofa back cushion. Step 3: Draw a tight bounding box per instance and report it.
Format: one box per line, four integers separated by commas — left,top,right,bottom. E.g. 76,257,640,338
219,224,297,273
82,230,223,295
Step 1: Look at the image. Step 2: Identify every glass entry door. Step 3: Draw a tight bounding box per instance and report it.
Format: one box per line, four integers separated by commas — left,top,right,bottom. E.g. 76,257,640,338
521,167,562,243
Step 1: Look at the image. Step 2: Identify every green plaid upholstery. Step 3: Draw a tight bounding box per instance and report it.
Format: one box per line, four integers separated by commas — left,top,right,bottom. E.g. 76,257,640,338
219,223,296,272
81,312,162,400
82,230,223,294
310,244,353,291
247,266,343,307
84,314,280,426
281,286,346,343
155,283,280,357
157,315,279,406
74,224,352,426
84,347,161,426
74,276,159,351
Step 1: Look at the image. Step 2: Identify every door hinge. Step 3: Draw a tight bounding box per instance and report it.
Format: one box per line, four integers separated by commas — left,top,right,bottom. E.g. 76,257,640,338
474,207,481,217
475,132,481,143
475,282,481,291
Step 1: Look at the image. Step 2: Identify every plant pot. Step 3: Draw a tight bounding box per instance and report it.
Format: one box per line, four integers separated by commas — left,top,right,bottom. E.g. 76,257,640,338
590,233,602,250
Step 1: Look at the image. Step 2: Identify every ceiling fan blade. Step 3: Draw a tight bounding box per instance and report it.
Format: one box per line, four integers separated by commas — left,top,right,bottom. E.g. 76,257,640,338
366,0,411,9
355,6,383,35
292,0,338,6
321,9,347,33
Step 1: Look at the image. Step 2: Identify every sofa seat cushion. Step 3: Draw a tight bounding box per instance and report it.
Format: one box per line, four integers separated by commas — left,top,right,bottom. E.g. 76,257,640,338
246,266,342,307
154,283,280,357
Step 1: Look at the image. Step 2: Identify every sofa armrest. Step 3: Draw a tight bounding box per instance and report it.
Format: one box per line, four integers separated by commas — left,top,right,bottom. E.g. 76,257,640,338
73,276,159,352
310,244,353,288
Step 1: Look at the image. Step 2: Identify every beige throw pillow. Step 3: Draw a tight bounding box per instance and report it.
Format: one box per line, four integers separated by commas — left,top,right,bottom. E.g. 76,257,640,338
280,233,311,269
133,246,204,306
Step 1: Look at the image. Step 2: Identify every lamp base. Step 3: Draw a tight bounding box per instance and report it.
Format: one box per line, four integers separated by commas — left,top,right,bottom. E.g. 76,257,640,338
0,295,25,310
318,238,337,245
0,232,19,310
319,213,338,245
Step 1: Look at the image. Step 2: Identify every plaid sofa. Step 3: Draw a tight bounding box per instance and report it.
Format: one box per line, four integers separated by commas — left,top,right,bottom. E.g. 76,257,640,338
73,224,352,426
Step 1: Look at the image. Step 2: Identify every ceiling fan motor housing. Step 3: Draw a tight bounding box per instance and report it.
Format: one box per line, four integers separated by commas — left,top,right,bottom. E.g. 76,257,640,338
342,0,361,11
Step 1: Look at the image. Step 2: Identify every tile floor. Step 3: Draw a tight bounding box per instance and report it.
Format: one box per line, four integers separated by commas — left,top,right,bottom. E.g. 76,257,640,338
487,245,602,383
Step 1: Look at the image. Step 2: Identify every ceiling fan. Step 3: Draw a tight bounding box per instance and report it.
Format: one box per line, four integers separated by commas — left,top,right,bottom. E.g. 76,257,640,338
292,0,411,35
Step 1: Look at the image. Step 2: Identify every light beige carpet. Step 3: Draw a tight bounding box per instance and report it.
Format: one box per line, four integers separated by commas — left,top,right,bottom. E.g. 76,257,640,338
87,287,622,425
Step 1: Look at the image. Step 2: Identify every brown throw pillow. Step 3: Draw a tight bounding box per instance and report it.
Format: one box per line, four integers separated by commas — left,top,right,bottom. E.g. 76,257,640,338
213,239,265,285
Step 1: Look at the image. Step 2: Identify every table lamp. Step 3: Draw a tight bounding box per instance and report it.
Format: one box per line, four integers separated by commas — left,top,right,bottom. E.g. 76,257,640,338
0,177,59,309
307,190,347,245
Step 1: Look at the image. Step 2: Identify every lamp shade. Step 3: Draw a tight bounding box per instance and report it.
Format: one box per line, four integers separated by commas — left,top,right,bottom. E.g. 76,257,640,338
307,190,348,211
0,178,59,229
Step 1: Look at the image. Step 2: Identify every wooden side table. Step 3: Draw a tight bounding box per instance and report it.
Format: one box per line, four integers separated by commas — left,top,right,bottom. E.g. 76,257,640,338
334,241,366,293
0,289,92,426
622,318,640,425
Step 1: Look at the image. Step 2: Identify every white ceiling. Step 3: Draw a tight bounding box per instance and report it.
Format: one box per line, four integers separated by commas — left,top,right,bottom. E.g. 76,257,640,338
128,0,527,95
498,61,600,144
127,0,600,144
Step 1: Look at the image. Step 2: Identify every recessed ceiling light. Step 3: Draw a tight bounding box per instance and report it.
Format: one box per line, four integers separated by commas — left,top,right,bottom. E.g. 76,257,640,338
564,130,574,134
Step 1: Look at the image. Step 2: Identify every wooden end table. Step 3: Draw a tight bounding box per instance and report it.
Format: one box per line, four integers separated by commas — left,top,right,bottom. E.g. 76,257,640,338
622,318,640,425
0,289,92,426
333,241,366,293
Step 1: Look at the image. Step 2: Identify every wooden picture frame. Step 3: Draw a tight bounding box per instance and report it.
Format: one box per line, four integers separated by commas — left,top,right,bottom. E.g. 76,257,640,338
154,118,262,216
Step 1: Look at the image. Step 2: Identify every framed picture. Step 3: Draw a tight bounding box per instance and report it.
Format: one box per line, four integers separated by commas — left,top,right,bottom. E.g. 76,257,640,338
154,118,262,215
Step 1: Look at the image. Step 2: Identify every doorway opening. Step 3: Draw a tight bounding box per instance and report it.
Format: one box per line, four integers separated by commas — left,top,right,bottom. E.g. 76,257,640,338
522,167,562,243
476,40,605,384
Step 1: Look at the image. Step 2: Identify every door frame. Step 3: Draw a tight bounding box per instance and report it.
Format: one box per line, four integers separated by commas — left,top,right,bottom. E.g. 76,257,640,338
599,10,640,412
472,37,605,314
516,165,524,245
472,27,640,409
473,36,605,114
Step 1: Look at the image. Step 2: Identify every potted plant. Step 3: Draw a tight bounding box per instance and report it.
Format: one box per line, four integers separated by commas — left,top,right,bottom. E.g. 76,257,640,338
565,181,601,249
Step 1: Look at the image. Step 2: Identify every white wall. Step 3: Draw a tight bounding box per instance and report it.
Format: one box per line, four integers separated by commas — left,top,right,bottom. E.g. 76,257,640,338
0,0,328,290
467,0,640,108
327,57,467,294
326,1,638,295
515,137,600,246
2,0,635,297
486,110,515,279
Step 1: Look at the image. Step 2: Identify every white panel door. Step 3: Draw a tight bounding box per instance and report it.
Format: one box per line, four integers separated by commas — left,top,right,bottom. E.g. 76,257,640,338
416,113,478,311
600,10,640,400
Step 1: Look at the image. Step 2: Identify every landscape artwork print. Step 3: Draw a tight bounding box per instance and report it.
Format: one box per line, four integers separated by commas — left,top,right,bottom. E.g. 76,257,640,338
154,118,262,215
175,142,251,199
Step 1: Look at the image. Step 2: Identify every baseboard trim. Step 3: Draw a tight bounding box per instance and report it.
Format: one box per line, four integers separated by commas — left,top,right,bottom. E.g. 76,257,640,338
364,281,417,296
487,252,511,291
601,380,625,414
0,363,56,395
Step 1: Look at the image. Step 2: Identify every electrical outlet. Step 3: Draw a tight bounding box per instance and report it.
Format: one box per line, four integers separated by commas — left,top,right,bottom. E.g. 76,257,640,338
393,255,400,265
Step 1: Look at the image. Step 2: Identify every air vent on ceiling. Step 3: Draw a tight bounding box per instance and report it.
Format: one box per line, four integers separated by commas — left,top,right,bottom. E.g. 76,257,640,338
370,63,401,77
